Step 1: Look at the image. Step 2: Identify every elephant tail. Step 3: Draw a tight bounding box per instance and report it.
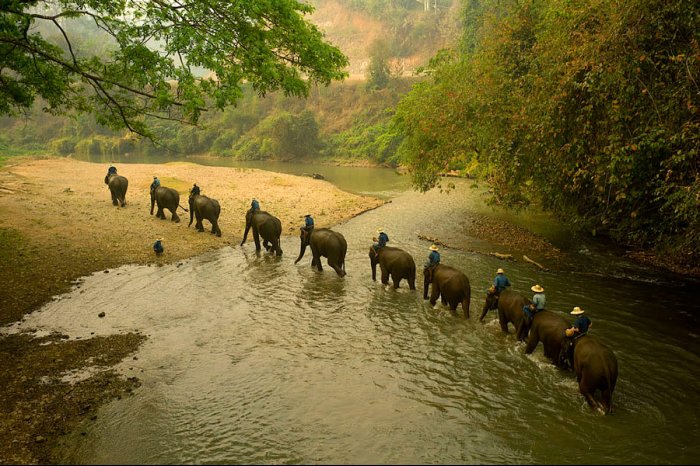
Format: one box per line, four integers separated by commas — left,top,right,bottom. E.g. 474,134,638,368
178,203,189,212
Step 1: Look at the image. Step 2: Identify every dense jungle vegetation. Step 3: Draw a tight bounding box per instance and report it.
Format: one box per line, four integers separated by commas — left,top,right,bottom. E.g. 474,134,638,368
1,0,698,268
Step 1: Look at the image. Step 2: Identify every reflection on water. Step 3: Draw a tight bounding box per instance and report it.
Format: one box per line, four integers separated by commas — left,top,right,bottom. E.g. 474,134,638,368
3,177,700,464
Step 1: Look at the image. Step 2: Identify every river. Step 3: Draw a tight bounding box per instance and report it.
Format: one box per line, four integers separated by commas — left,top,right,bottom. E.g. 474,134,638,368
3,159,699,464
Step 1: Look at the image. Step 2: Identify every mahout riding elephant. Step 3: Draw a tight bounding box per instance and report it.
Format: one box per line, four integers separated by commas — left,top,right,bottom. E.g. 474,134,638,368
423,264,471,318
188,194,221,237
561,334,618,414
150,186,187,222
104,173,128,207
369,246,416,290
294,227,347,277
524,310,570,367
479,288,530,341
240,209,283,256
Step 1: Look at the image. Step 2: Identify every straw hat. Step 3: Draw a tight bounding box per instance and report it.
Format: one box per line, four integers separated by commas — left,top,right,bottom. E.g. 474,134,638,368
496,268,505,274
377,228,385,234
156,237,163,242
305,214,312,217
531,284,544,293
429,244,439,251
571,306,585,315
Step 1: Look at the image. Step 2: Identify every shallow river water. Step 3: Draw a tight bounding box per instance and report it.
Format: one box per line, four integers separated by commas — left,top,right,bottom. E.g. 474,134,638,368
3,166,699,464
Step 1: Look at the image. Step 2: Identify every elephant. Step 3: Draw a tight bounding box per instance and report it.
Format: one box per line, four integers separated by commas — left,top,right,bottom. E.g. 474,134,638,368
369,246,416,290
561,334,618,414
150,186,187,222
240,209,283,256
294,227,347,277
104,173,128,207
423,264,471,318
188,194,221,237
524,310,570,367
479,288,530,341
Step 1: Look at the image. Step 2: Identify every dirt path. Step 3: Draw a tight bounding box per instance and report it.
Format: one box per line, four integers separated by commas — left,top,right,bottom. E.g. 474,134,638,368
0,156,385,464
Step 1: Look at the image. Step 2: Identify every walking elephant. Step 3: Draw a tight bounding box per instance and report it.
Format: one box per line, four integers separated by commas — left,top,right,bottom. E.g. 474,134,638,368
188,194,221,237
561,335,618,414
423,264,471,318
150,186,187,222
524,310,570,367
294,227,347,277
240,209,283,256
479,288,530,341
104,173,128,207
369,246,416,290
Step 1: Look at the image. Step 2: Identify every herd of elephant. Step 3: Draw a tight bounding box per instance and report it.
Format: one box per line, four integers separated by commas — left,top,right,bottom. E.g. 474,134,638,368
104,171,618,415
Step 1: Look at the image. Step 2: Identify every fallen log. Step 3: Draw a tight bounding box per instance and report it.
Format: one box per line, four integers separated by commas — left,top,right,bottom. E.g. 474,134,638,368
416,234,452,248
489,252,514,261
523,255,547,271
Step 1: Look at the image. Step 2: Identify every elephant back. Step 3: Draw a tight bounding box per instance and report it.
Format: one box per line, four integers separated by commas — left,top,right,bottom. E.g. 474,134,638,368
380,247,416,269
108,174,128,189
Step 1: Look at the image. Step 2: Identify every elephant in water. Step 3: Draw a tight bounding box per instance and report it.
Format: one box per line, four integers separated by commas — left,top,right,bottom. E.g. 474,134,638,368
369,246,416,290
524,310,570,367
104,172,128,207
561,334,619,414
240,209,283,256
423,264,471,318
479,288,531,341
294,227,347,277
150,186,187,222
188,194,221,237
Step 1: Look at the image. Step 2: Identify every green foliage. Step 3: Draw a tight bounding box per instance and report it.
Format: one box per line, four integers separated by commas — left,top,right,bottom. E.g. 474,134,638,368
395,0,700,265
0,0,349,139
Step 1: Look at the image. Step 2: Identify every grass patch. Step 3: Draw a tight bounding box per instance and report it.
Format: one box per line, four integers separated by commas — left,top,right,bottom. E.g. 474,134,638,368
0,227,25,260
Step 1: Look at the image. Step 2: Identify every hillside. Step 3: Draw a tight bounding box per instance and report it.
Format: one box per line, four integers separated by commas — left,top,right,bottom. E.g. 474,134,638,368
308,0,462,77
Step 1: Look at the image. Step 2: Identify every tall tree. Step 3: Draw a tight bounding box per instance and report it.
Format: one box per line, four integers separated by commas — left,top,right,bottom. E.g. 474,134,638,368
0,0,349,138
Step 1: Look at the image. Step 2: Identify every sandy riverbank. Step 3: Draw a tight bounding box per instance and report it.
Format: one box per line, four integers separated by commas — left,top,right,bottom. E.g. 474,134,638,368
0,156,385,464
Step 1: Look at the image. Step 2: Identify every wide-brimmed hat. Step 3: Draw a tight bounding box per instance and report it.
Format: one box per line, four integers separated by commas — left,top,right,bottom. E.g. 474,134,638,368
496,268,505,274
531,284,544,293
571,306,585,315
305,214,312,217
153,176,157,179
429,244,439,251
156,237,163,242
377,228,384,234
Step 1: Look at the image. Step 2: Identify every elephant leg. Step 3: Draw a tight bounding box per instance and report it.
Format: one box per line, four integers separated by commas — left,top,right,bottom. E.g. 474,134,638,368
441,296,448,306
381,269,390,285
330,261,346,277
253,231,262,250
213,222,221,237
392,277,401,289
111,191,118,206
172,211,180,223
408,278,416,290
461,297,470,319
524,332,539,354
157,207,166,219
601,389,613,414
196,215,204,232
429,283,440,306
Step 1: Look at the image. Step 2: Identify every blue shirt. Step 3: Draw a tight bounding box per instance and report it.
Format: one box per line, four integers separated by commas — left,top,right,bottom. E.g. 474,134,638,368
533,293,546,310
150,178,160,191
153,240,163,253
305,216,314,228
573,315,591,335
494,274,511,293
427,250,440,267
251,199,260,211
377,232,389,248
191,185,200,196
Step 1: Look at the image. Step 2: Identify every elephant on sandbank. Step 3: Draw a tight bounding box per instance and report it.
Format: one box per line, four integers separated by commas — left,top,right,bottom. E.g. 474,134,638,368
104,173,128,207
369,246,416,290
480,288,530,341
294,227,347,277
423,264,471,318
150,186,187,222
188,194,221,237
241,209,283,256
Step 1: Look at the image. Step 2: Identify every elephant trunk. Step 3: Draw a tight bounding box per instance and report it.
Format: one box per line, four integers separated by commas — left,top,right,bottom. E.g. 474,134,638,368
294,244,307,264
150,194,155,215
423,274,430,299
188,197,194,226
241,221,251,246
370,251,377,281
